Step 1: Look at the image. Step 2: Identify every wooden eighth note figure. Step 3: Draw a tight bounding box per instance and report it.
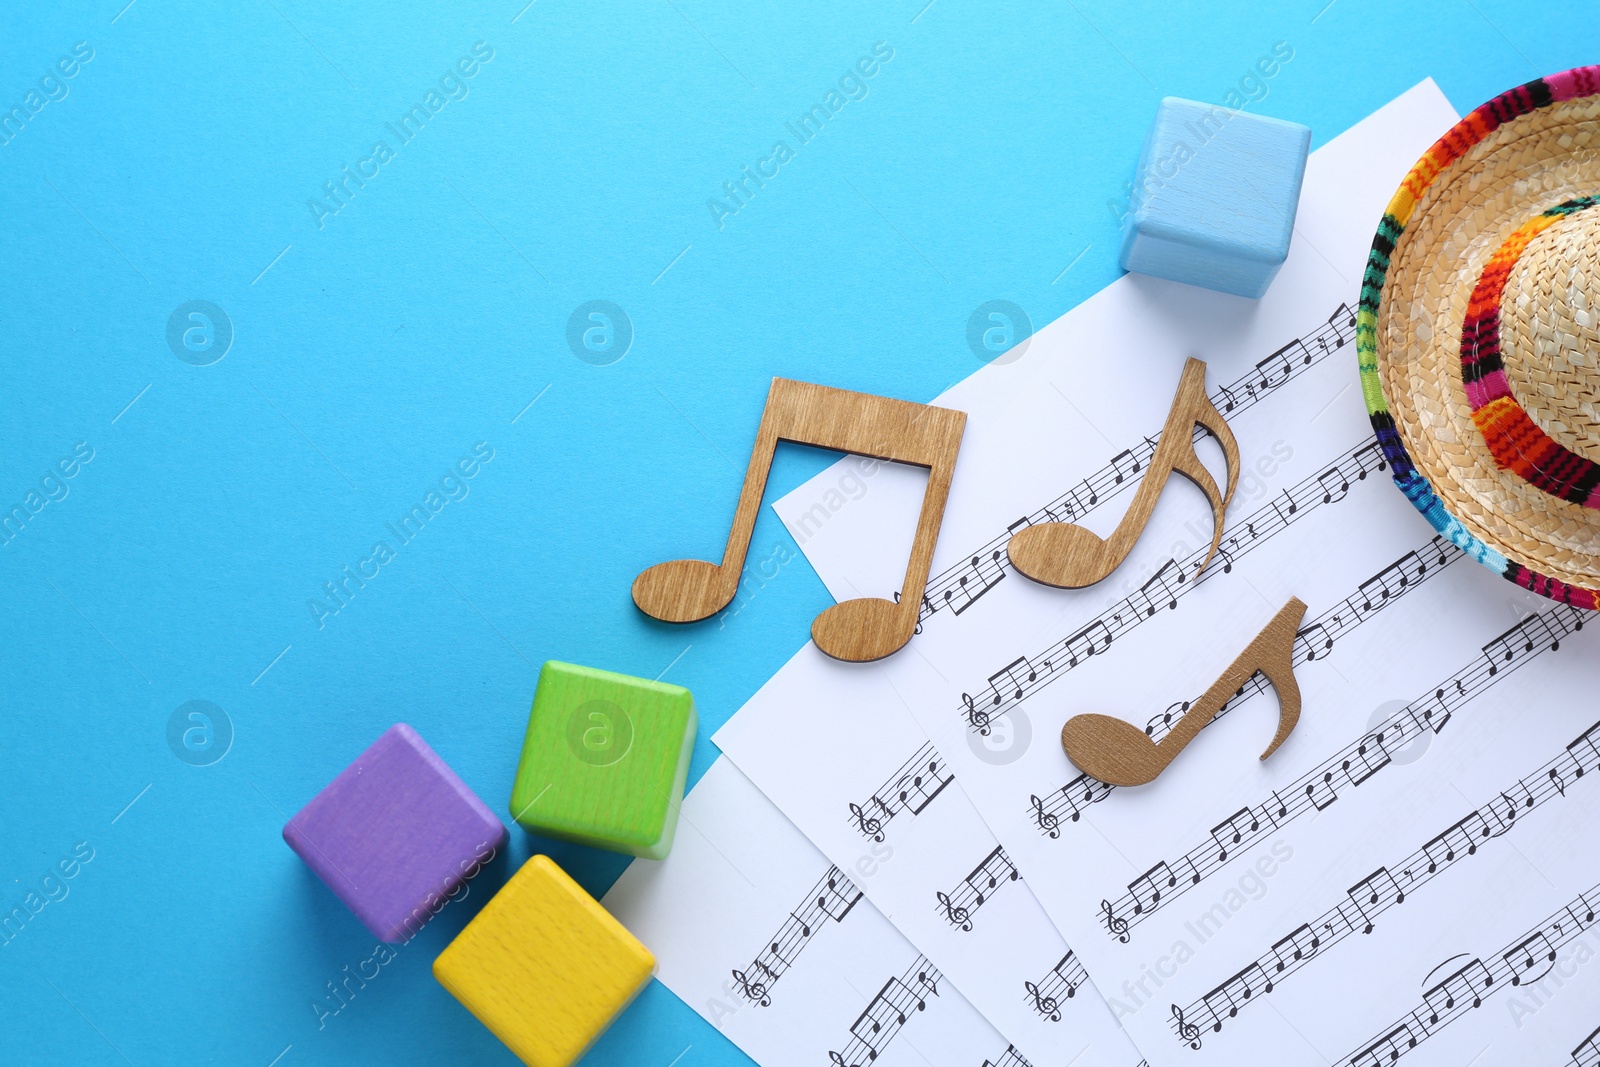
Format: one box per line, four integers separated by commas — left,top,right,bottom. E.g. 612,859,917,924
632,378,966,662
1061,597,1306,787
1007,357,1238,588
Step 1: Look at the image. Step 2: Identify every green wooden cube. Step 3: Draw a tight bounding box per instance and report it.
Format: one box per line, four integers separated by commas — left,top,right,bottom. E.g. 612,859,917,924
509,661,696,860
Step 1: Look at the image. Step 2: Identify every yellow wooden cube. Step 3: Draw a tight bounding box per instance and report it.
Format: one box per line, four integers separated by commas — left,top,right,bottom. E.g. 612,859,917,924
433,855,655,1067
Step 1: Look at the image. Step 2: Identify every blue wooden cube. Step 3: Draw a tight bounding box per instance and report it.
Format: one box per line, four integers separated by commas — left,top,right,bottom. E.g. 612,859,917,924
1119,98,1311,298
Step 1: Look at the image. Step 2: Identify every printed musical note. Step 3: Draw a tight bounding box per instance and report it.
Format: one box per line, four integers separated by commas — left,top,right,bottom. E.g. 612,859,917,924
825,956,943,1067
1060,598,1305,788
1210,808,1270,864
1008,357,1239,589
1482,616,1546,675
1093,605,1588,939
730,863,863,1005
1343,868,1406,934
1416,811,1494,875
1420,957,1493,1021
1179,964,1273,1044
1347,1024,1419,1067
965,436,1399,736
934,845,1020,931
1021,950,1087,1022
634,377,967,662
1254,345,1298,390
1293,622,1333,661
1167,715,1600,1040
989,657,1038,704
915,302,1356,623
1132,559,1185,617
1268,924,1322,972
844,743,954,841
1503,930,1558,986
1316,465,1352,503
1342,730,1395,787
1062,620,1114,669
1127,859,1191,915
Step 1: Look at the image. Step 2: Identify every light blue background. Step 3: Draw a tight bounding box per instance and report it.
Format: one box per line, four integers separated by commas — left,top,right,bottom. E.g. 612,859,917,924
0,2,1593,1064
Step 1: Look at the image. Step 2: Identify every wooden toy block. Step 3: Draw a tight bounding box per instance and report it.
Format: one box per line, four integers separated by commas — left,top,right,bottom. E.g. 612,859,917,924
1118,97,1311,298
433,854,655,1067
509,661,695,859
282,723,507,943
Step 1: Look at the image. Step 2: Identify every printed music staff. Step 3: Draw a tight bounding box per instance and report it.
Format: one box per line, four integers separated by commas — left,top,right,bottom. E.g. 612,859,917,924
1169,714,1600,1043
1028,534,1460,839
1092,603,1591,940
826,956,942,1067
916,302,1355,625
959,436,1387,734
1007,357,1240,589
1060,597,1306,788
1568,1023,1600,1067
731,863,864,1006
633,377,967,662
934,845,1020,931
846,742,953,842
1023,951,1088,1022
1336,884,1600,1066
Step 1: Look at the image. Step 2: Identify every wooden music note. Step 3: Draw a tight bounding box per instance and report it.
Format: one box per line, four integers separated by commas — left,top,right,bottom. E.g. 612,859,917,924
1007,357,1239,588
632,378,967,662
1060,597,1306,787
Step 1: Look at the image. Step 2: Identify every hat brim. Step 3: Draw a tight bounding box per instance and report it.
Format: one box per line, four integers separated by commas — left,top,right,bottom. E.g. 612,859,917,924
1360,65,1600,609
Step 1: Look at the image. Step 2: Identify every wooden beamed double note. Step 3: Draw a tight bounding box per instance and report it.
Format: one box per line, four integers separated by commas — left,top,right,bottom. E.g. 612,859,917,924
1061,597,1308,787
1008,356,1240,588
633,378,967,662
637,365,1308,785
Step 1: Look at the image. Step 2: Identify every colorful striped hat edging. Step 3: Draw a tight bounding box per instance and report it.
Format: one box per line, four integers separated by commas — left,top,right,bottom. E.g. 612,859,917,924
1360,65,1600,609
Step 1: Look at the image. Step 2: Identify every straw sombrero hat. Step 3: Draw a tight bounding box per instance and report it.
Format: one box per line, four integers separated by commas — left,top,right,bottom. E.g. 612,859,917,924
1361,65,1600,609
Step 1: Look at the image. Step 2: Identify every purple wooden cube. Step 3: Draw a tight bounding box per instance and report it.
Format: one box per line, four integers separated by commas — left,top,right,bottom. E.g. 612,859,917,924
283,723,506,943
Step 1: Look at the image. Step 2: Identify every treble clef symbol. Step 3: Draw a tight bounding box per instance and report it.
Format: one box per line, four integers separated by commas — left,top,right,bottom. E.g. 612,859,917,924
936,891,973,931
1172,1004,1202,1049
848,802,885,842
730,968,771,1007
1101,899,1130,943
961,693,991,733
1024,980,1061,1022
1029,795,1061,839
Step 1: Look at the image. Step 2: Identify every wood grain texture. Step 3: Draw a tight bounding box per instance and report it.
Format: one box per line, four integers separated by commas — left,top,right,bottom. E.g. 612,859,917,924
633,377,967,662
281,723,507,943
509,661,696,860
433,855,655,1067
1008,357,1239,589
1118,97,1311,298
1060,596,1307,787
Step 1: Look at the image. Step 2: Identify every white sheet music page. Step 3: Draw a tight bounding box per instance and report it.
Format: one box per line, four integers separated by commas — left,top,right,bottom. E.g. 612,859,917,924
603,758,1143,1067
750,78,1600,1067
720,78,1459,1067
716,643,1135,1067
